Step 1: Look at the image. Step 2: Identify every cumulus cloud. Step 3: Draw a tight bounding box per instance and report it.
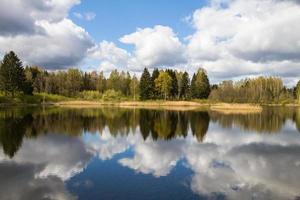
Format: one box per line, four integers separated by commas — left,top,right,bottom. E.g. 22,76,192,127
0,162,76,200
186,0,300,84
120,25,186,67
113,120,300,199
0,134,93,180
89,0,300,85
1,0,300,84
0,0,93,69
119,139,185,177
88,41,133,72
90,25,187,72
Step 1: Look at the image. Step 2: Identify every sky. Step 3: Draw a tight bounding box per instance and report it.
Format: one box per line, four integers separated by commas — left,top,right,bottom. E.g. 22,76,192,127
0,0,299,86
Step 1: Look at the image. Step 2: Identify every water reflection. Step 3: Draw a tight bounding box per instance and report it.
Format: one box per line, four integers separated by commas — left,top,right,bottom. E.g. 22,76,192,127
0,107,299,199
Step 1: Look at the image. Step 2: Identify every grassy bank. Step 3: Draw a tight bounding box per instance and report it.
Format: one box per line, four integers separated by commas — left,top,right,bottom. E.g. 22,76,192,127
1,93,299,113
0,93,69,105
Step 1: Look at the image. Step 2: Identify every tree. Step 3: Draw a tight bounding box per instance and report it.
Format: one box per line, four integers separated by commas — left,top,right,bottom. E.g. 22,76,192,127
66,69,82,97
166,69,178,99
140,68,153,100
191,68,210,99
0,51,27,97
155,71,172,100
96,71,106,93
180,72,190,99
296,80,300,103
130,75,139,100
107,69,120,92
152,68,160,99
82,72,93,91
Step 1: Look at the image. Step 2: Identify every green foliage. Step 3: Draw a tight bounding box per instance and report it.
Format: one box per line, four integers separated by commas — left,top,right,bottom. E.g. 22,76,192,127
209,76,292,103
152,68,160,98
35,93,69,102
66,69,82,97
296,80,300,103
102,89,123,101
0,52,298,104
0,51,27,96
78,90,102,100
130,75,139,100
139,68,154,100
155,71,172,100
191,68,210,99
180,72,190,99
166,69,178,99
96,71,106,93
22,80,34,95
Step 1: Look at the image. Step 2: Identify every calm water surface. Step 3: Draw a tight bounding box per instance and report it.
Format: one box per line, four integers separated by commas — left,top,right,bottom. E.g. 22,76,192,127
0,106,300,200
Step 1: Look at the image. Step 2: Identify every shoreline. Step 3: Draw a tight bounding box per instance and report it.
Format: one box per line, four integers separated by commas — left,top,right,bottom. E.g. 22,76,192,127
1,100,299,112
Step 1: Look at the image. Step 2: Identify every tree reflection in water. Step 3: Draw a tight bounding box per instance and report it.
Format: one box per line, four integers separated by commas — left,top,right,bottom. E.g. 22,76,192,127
0,107,299,158
0,107,300,199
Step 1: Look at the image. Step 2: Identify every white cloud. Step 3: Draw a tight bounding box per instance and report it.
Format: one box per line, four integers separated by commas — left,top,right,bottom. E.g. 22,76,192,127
120,25,186,67
0,134,93,181
74,12,96,21
1,0,299,84
186,0,300,85
89,25,187,73
0,0,94,69
88,41,135,72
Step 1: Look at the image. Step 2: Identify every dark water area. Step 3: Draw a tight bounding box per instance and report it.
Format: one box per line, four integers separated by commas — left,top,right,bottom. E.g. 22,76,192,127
0,106,300,200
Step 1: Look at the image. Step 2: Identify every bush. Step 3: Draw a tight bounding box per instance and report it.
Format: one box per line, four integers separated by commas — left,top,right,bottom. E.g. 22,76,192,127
102,89,123,101
35,93,69,102
78,90,102,100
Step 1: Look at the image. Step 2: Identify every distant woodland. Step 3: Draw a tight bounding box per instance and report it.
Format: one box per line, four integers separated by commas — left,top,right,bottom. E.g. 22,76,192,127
0,51,299,104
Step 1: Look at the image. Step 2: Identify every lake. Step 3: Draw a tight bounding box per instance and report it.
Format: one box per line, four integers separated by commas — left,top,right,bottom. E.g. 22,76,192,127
0,106,299,200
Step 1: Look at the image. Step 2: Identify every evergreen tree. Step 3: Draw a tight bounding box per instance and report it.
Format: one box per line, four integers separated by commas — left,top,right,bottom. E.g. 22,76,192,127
296,80,300,103
166,69,178,99
0,51,27,97
82,72,92,90
152,68,160,99
191,73,197,99
190,68,210,99
139,68,153,100
180,72,190,99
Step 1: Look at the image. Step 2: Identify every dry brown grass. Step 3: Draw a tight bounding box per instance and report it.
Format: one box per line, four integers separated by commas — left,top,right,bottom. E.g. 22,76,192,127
210,103,262,114
55,100,263,113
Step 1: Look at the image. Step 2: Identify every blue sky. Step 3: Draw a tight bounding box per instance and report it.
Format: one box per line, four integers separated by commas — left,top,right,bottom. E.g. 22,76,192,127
70,0,206,48
0,0,299,85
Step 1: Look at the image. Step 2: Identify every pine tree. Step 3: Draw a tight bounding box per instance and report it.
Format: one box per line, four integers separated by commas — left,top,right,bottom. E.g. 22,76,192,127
139,68,153,100
191,73,197,99
166,69,178,99
190,68,210,99
296,80,300,103
0,51,27,97
180,72,190,99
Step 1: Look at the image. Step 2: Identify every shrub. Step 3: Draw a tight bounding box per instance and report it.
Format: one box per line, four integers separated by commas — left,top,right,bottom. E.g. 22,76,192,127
78,90,102,100
102,89,123,101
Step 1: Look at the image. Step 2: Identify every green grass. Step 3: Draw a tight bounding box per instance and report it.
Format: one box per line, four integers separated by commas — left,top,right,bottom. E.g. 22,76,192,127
35,93,70,102
0,93,70,104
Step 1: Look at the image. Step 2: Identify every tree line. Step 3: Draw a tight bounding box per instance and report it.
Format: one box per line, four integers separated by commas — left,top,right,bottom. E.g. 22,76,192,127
0,51,299,103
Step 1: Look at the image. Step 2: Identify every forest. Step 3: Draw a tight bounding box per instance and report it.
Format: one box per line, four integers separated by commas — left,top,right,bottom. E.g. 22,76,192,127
0,51,299,104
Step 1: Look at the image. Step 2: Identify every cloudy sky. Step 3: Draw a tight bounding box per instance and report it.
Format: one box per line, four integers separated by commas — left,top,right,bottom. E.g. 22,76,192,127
0,0,299,85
